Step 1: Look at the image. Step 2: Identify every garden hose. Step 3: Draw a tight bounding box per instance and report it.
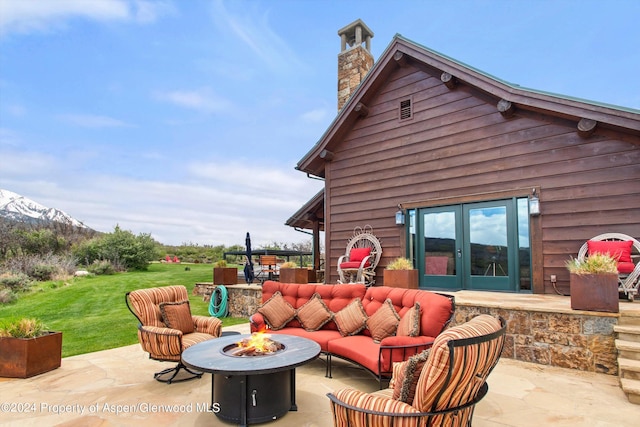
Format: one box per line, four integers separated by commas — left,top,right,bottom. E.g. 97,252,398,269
209,285,228,318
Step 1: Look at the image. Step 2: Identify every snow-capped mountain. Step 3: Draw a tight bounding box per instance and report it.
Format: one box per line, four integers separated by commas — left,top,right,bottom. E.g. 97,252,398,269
0,189,86,228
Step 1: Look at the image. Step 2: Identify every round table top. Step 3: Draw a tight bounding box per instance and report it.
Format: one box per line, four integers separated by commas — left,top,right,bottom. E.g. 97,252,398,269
182,334,321,375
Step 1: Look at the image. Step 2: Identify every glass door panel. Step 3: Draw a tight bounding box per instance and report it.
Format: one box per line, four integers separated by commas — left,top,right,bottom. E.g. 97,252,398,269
420,206,461,289
464,202,512,291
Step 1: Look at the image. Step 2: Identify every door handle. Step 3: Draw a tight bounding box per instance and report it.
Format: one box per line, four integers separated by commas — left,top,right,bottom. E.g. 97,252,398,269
457,249,462,258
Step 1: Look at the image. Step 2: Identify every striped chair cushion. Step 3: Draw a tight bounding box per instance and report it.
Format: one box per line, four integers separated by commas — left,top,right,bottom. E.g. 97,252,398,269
412,314,503,413
128,285,190,328
331,388,420,427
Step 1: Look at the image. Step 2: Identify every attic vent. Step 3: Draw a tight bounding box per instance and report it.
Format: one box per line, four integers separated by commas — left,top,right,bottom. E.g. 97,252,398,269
399,98,412,121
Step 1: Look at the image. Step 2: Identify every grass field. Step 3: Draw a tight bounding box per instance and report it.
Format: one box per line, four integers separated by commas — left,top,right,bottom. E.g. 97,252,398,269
0,263,248,357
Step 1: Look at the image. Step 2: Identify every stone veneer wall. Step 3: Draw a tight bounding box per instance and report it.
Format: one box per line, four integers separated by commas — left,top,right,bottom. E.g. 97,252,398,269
451,304,618,375
193,283,262,318
193,283,618,376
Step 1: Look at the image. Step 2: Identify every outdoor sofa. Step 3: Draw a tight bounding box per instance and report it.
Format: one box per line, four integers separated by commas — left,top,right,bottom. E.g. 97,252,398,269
250,281,455,384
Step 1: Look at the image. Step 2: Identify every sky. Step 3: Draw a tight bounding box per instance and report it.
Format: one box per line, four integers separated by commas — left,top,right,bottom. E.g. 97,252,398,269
1,0,639,247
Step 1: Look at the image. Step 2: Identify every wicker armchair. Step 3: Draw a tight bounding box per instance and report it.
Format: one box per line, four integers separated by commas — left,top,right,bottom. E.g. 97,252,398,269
327,315,506,427
126,285,222,383
577,233,640,301
337,226,382,285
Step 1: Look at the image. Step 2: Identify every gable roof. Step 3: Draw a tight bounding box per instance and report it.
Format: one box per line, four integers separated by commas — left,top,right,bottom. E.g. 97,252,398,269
284,189,324,230
297,34,640,177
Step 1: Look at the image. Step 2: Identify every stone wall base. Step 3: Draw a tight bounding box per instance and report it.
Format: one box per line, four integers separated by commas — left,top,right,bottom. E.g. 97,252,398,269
194,283,261,318
452,305,617,375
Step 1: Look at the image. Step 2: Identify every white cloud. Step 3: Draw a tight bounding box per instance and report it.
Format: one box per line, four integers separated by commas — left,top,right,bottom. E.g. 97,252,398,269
1,156,323,246
187,158,314,196
154,88,233,114
57,113,132,128
0,150,57,175
0,0,172,37
210,0,307,74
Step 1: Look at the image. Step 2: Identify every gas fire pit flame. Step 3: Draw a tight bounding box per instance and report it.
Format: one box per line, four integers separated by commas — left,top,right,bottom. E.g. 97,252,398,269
227,332,284,357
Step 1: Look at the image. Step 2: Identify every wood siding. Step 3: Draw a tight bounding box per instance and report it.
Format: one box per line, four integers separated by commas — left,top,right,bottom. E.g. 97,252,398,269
324,65,640,292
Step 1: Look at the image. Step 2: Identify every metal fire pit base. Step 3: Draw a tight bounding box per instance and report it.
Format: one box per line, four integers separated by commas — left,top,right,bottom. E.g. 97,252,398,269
213,370,293,425
181,334,320,427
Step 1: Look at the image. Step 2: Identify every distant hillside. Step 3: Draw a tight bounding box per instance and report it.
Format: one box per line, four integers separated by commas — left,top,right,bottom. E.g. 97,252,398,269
0,189,88,228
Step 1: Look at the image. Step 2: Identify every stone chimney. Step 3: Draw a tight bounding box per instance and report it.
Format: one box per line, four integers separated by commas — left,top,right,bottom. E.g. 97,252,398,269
337,19,374,111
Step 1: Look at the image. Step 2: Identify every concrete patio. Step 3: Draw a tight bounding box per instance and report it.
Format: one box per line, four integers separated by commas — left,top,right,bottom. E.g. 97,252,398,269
1,322,637,427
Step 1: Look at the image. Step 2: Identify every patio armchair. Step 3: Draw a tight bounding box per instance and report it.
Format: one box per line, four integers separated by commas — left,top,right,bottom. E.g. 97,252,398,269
337,225,382,285
327,314,506,427
577,233,640,301
125,285,222,383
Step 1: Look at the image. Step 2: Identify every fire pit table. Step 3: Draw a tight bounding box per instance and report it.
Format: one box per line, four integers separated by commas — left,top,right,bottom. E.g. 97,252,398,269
182,333,321,426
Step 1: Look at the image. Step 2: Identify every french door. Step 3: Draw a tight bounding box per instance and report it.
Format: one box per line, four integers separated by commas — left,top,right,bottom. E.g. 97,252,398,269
414,198,530,292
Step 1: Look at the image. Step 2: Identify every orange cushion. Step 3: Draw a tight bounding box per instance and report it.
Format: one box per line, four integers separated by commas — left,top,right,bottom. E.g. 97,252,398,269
397,302,421,337
334,298,368,336
367,298,400,343
349,247,371,263
296,293,333,331
257,291,296,331
327,335,382,374
587,240,633,263
618,262,635,274
159,300,194,334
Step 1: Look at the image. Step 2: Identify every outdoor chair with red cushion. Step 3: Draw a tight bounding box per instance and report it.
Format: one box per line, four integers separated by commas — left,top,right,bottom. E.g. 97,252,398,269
577,233,640,301
337,225,382,285
125,285,222,383
327,314,507,427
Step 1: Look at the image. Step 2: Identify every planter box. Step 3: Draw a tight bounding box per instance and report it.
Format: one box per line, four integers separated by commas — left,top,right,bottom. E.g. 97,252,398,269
279,268,309,284
0,331,62,378
383,269,419,289
213,267,238,285
570,273,619,313
307,269,317,283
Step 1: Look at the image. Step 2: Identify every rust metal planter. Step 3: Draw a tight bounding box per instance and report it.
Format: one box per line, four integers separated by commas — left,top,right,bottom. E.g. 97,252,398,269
570,273,619,313
383,269,419,289
279,268,309,284
213,267,238,285
0,331,62,378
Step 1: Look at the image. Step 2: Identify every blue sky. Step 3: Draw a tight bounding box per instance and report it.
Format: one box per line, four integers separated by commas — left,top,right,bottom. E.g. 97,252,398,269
1,0,639,247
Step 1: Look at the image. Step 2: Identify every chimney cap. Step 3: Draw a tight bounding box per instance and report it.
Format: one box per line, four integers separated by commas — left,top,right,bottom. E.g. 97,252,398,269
338,19,374,47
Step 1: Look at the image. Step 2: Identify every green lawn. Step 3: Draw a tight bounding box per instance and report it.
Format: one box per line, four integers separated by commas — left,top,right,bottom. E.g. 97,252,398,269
0,263,248,357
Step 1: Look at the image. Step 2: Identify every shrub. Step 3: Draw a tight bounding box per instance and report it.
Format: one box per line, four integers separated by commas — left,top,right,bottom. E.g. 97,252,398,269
87,260,116,275
566,253,618,275
386,257,414,270
0,288,17,304
31,264,57,281
0,253,77,281
214,259,228,268
72,226,158,271
280,261,298,269
0,272,33,291
0,318,47,338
